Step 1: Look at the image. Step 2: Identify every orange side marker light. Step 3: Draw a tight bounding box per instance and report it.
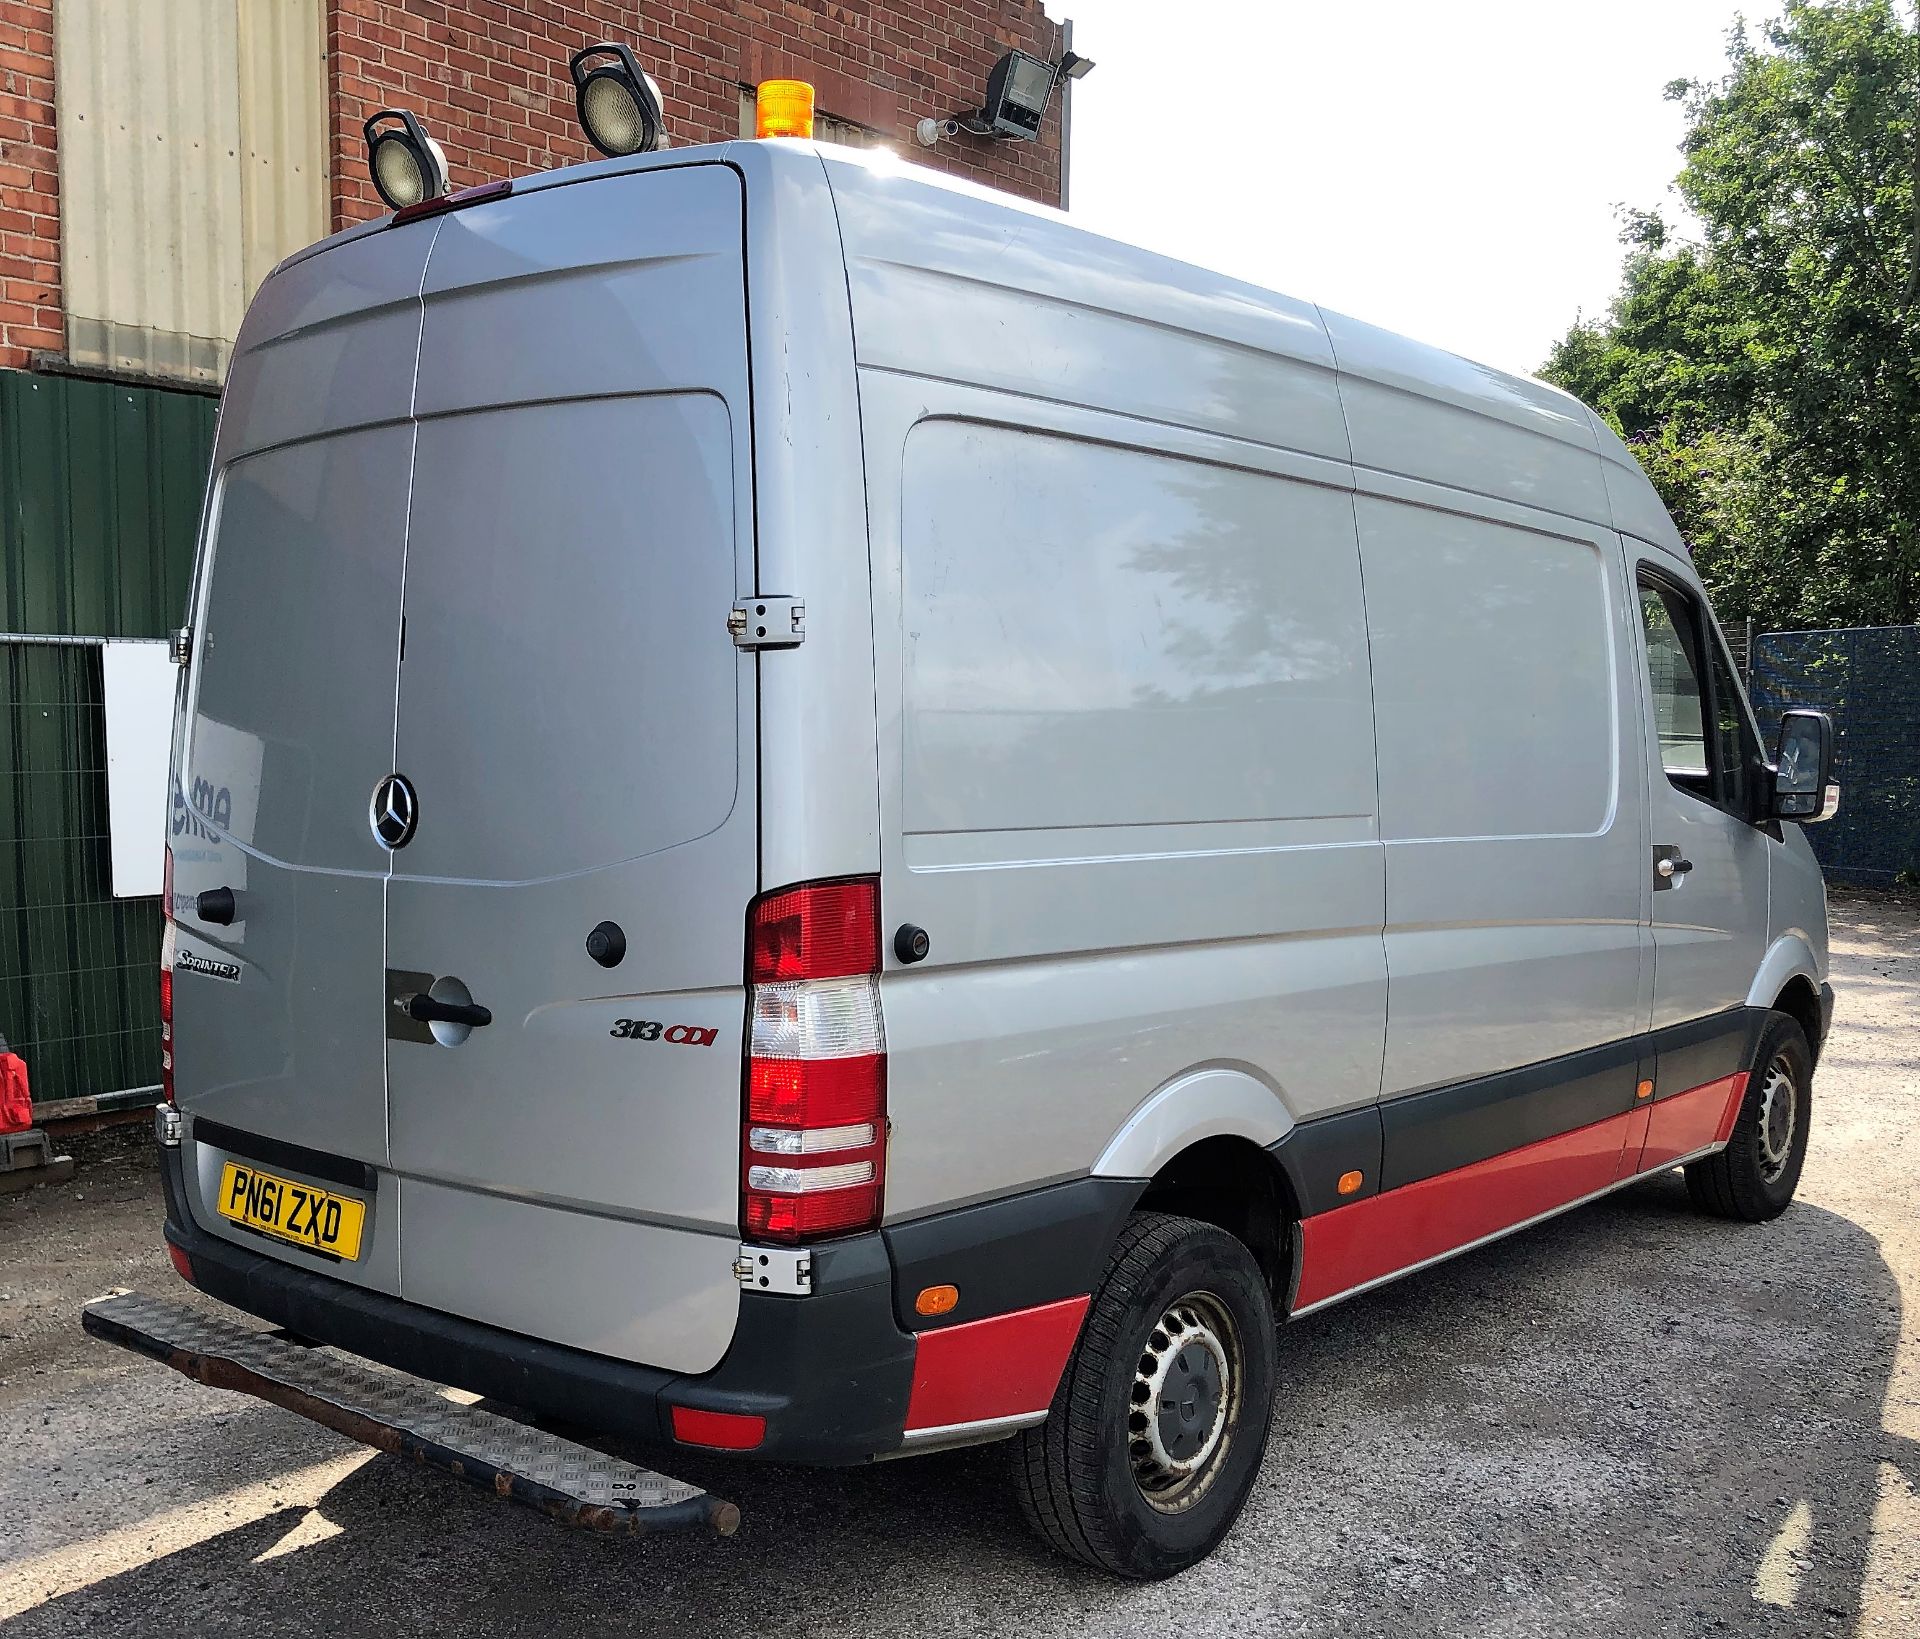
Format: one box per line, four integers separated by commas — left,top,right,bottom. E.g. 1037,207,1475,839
915,1284,960,1318
1636,1079,1655,1101
1336,1170,1364,1197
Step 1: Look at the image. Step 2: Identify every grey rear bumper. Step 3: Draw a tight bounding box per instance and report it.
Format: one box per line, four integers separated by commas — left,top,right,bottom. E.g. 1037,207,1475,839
157,1139,918,1465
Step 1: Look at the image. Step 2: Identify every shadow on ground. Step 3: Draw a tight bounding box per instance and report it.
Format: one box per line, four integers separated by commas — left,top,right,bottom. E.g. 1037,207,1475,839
12,1164,1904,1639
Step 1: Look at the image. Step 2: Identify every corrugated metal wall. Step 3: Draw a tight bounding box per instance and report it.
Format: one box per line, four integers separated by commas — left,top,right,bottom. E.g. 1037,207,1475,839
1,370,215,1104
54,0,327,385
237,0,331,300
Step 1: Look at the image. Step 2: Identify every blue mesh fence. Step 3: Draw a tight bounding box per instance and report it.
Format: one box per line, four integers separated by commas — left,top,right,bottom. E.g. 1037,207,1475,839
1750,625,1920,887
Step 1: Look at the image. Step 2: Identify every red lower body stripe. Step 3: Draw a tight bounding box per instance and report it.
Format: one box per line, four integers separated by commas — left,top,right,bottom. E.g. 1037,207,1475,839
904,1295,1090,1431
1638,1072,1747,1171
1295,1073,1748,1312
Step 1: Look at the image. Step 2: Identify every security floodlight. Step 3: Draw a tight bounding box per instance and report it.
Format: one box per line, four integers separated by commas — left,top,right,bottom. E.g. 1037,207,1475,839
363,109,450,212
977,48,1056,140
915,44,1090,147
568,42,666,158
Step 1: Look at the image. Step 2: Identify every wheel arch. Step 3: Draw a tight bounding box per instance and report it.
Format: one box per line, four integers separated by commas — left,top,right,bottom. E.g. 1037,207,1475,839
1770,973,1826,1065
1747,933,1827,1062
1091,1063,1296,1179
1130,1134,1297,1307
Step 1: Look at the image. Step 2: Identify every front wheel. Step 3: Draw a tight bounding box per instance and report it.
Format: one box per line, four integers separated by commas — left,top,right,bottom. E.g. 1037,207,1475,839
1010,1211,1276,1579
1684,1012,1812,1221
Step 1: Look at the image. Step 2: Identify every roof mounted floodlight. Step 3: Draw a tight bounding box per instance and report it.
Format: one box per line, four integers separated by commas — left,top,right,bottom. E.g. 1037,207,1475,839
569,42,666,157
363,108,450,211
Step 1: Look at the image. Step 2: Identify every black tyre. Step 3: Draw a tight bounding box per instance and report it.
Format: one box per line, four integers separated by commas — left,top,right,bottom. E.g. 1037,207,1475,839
1010,1211,1276,1579
1684,1012,1812,1222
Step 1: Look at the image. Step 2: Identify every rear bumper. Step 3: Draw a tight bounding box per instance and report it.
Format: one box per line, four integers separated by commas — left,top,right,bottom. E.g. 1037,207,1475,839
158,1141,914,1465
158,1140,1123,1466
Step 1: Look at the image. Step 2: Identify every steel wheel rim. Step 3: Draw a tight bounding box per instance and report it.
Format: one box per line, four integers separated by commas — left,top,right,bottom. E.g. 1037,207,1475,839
1127,1290,1242,1513
1756,1052,1798,1185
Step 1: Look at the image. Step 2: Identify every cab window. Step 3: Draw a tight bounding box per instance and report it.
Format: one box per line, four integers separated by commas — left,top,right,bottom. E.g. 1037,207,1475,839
1638,571,1754,815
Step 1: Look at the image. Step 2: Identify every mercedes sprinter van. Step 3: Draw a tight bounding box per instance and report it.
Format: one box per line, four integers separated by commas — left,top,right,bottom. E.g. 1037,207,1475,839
143,138,1837,1578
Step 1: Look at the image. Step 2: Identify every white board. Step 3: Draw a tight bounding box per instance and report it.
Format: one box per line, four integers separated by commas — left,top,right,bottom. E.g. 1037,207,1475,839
102,640,175,899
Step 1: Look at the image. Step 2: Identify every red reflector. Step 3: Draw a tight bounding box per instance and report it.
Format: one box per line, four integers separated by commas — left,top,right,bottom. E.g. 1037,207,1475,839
671,1406,766,1450
749,880,878,983
747,1054,885,1127
166,1242,194,1284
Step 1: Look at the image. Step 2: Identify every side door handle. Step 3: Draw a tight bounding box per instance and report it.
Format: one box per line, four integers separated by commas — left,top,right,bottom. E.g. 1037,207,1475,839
401,993,493,1028
1654,847,1694,887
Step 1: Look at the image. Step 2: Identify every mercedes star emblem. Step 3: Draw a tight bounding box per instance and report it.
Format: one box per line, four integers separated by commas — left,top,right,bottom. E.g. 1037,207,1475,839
369,773,418,850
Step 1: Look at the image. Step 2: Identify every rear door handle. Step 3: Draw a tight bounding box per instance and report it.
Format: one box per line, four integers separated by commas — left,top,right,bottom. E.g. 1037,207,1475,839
402,993,492,1028
1655,855,1694,880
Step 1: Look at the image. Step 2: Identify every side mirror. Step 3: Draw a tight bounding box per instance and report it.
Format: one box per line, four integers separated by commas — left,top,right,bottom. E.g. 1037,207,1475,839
1770,709,1836,824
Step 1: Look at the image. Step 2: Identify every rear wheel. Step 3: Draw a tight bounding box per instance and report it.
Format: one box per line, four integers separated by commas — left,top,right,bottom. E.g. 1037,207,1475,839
1684,1012,1812,1222
1010,1211,1275,1579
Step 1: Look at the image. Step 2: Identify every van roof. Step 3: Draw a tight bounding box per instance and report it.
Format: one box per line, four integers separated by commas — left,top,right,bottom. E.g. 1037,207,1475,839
270,137,1684,560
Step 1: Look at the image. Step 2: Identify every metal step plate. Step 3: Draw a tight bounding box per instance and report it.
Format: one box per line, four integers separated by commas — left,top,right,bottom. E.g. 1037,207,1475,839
82,1290,739,1536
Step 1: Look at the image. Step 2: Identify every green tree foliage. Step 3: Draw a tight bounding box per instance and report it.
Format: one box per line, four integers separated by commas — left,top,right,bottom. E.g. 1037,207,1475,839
1542,1,1920,629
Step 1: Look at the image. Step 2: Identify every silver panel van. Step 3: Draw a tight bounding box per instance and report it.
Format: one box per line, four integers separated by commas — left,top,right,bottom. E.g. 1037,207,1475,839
151,139,1836,1577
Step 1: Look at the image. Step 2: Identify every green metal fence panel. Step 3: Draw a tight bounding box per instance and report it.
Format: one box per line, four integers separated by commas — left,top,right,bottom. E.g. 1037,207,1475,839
1,369,215,1107
1751,625,1920,888
2,372,214,638
0,639,166,1103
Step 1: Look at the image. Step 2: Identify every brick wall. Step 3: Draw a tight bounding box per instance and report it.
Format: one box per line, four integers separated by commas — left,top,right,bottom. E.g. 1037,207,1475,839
0,0,58,371
0,0,1063,371
329,0,1063,231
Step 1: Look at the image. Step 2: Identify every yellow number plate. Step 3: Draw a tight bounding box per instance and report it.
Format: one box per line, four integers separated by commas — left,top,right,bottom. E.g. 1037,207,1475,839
216,1161,367,1261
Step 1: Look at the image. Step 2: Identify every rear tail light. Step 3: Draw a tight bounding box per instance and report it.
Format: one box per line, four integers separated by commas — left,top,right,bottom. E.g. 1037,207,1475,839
742,879,885,1243
160,847,176,1106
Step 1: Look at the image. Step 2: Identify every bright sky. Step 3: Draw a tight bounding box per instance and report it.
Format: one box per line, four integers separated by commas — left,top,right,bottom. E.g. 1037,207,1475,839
1062,0,1778,377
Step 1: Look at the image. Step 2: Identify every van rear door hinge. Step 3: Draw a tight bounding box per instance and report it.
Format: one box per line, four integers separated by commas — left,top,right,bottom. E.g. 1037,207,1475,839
729,597,805,650
733,1245,812,1295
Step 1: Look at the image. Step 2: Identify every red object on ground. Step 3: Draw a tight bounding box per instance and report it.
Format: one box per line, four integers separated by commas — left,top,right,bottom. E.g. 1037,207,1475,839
0,1051,31,1135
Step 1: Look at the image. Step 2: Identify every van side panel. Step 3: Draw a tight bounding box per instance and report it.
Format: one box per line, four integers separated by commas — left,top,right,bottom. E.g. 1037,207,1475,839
1322,309,1611,523
871,396,1386,1219
825,153,1348,465
1356,485,1650,1100
828,163,1385,1223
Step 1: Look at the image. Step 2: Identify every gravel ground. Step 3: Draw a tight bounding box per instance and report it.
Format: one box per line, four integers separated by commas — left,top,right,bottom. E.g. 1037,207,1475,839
0,890,1915,1637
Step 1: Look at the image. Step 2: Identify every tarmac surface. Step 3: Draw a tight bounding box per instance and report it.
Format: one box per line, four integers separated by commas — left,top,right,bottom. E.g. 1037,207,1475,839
1,890,1916,1637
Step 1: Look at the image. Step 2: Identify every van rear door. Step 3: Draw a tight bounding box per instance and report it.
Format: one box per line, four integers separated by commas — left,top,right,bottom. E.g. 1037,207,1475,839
382,166,757,1375
172,227,433,1295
